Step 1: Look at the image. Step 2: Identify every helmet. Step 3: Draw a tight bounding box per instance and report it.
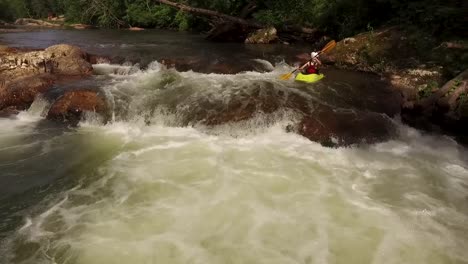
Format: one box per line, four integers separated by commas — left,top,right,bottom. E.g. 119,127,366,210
311,52,319,58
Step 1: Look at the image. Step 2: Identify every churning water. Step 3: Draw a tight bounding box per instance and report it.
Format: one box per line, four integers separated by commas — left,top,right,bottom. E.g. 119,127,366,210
1,30,468,264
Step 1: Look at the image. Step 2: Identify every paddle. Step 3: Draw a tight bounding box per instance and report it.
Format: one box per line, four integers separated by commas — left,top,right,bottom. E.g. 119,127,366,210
280,40,336,80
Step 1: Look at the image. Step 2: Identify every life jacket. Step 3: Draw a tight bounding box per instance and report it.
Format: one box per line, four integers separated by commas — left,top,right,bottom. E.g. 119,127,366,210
306,65,318,74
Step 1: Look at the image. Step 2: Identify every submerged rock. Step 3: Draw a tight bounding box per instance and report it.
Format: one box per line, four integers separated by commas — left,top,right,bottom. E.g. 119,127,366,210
47,89,108,123
0,44,95,117
298,107,395,147
0,106,20,118
0,74,55,111
139,78,398,147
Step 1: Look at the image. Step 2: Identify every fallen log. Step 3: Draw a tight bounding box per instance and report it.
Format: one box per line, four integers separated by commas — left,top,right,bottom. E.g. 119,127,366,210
154,0,263,28
153,0,319,39
420,68,468,109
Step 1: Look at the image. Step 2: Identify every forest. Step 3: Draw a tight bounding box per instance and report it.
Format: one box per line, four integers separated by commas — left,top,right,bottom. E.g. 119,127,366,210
0,0,464,39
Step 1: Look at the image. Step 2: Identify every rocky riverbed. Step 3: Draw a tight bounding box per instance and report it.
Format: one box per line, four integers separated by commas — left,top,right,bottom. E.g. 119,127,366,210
1,42,403,147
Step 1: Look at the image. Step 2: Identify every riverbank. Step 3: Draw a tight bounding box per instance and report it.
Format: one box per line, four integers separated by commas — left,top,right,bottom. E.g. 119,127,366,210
322,27,468,144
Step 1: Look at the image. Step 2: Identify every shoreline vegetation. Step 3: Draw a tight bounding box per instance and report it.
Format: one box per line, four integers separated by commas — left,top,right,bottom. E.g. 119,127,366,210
0,0,467,145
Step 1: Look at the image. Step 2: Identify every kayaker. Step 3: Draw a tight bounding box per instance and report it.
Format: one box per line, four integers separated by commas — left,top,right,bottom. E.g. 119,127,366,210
299,52,322,75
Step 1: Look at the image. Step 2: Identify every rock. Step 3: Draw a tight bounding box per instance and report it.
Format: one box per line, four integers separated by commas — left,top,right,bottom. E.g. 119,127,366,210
0,74,55,111
0,106,20,118
128,27,144,31
0,44,93,78
69,24,94,30
146,80,396,147
343,37,357,44
44,44,93,75
0,44,94,115
0,45,15,55
47,89,108,123
245,27,278,44
88,54,111,64
160,57,256,74
297,106,395,147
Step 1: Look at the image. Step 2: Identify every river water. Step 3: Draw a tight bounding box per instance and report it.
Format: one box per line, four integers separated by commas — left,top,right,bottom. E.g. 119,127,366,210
1,30,468,264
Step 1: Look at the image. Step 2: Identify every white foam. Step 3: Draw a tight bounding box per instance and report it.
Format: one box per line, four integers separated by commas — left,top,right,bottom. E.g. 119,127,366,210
2,61,468,264
2,121,467,263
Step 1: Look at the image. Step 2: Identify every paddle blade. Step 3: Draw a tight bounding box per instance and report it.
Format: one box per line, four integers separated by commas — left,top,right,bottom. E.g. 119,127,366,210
280,72,293,80
321,40,336,54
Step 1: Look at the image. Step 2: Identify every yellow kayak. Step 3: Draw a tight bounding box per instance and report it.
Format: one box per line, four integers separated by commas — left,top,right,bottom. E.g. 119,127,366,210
295,73,324,83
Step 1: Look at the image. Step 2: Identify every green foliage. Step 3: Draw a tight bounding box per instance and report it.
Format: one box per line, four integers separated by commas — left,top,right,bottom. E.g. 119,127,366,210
418,81,438,99
0,0,30,21
174,11,190,31
0,0,464,39
252,10,282,26
0,0,12,21
153,5,176,28
125,0,159,27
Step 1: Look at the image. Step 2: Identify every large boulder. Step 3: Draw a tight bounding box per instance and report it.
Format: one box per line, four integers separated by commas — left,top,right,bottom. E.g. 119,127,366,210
245,27,278,44
191,89,396,147
297,106,395,147
1,44,92,79
140,78,398,147
47,89,108,123
0,74,55,111
0,44,94,115
43,44,93,75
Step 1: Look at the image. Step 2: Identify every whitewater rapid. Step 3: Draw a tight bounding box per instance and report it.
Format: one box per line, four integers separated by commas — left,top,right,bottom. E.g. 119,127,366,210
1,62,467,264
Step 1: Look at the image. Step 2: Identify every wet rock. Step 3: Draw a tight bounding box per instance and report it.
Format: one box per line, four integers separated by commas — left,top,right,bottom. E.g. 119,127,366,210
1,44,93,78
88,54,111,65
298,106,395,147
0,106,20,118
245,27,278,44
44,45,93,75
0,44,94,115
151,82,396,147
0,74,55,111
0,45,15,55
47,89,108,123
160,57,256,74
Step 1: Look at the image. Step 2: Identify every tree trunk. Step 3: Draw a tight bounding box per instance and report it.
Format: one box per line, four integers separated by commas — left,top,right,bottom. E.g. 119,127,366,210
154,0,263,28
153,0,318,36
448,81,467,110
420,68,468,108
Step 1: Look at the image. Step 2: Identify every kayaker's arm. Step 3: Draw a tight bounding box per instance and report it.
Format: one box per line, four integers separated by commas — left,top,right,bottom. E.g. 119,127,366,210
298,61,311,71
313,57,322,66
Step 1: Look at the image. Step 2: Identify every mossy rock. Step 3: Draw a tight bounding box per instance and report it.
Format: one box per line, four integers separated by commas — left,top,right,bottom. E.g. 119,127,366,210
245,27,278,44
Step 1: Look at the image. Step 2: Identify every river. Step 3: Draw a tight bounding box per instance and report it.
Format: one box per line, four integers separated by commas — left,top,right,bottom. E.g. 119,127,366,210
0,29,467,264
